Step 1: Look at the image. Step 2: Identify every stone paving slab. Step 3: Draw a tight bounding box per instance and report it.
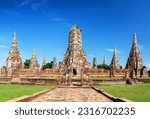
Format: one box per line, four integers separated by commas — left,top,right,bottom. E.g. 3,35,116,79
30,87,112,102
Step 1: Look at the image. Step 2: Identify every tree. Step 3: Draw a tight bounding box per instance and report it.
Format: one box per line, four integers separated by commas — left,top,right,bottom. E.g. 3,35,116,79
97,64,109,69
42,61,53,70
24,59,31,69
120,65,123,69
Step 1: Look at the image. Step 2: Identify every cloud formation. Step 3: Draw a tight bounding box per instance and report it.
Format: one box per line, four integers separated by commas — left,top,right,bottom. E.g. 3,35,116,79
19,0,49,10
0,45,9,49
144,62,150,69
19,0,34,6
107,48,121,53
18,0,71,27
138,44,144,51
87,54,95,57
50,16,71,27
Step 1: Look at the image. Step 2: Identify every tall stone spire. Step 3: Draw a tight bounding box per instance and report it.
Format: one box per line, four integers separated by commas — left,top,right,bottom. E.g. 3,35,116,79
52,57,57,69
29,49,39,69
103,55,107,65
110,48,120,70
92,57,97,68
125,32,143,77
6,32,22,77
42,55,46,66
60,24,90,75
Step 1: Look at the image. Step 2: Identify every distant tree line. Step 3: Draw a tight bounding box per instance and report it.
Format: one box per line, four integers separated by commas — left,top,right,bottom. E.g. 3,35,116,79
97,64,123,70
42,61,53,70
23,59,53,70
97,64,109,69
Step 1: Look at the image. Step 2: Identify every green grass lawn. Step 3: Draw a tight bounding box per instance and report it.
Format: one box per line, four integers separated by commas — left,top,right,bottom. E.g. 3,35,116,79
0,84,52,102
96,84,150,102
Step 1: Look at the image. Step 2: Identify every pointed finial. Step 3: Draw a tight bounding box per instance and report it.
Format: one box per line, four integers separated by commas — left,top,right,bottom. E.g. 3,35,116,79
133,32,137,44
103,55,107,64
133,32,136,39
32,49,36,58
114,47,116,55
12,31,17,43
13,32,16,37
33,49,36,54
42,55,46,66
70,24,81,31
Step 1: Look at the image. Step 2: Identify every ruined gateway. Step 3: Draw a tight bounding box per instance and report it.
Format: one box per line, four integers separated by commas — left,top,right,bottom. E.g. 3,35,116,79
0,25,148,81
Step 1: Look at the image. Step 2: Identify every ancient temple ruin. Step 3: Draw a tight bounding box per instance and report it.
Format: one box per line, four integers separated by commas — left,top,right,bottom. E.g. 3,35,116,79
29,49,39,69
110,48,120,69
109,48,120,77
125,32,147,78
0,25,148,80
60,25,91,76
6,32,22,77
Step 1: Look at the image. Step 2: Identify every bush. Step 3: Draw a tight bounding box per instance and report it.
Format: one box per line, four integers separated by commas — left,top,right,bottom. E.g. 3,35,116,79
24,59,31,69
42,61,53,70
97,64,109,69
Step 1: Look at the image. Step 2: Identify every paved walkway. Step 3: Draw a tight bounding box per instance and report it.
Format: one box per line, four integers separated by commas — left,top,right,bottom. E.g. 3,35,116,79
30,87,112,102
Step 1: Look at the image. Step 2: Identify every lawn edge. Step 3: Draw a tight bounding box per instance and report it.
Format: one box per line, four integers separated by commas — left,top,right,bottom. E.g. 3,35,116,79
92,87,133,102
7,87,56,102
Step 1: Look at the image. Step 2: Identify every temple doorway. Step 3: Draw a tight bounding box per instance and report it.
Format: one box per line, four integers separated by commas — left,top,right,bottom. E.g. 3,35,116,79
73,69,77,75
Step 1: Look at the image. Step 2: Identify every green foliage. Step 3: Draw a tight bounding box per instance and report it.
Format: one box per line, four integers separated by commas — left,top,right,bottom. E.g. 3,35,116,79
24,59,31,69
97,84,150,102
0,84,51,102
97,64,109,69
120,65,123,69
42,61,53,70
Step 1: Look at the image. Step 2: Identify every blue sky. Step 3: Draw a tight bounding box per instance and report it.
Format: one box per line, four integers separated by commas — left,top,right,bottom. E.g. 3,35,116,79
0,0,150,69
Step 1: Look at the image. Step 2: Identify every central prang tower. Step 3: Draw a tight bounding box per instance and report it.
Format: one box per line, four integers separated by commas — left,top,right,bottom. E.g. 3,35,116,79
60,25,91,75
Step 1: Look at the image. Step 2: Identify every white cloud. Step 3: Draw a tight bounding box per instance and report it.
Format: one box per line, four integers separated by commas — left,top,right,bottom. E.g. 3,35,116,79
50,17,65,22
144,62,150,69
3,10,22,17
107,48,121,53
0,58,6,67
19,0,48,11
87,54,95,57
31,0,49,11
138,45,144,51
0,45,9,49
50,16,71,27
19,0,34,6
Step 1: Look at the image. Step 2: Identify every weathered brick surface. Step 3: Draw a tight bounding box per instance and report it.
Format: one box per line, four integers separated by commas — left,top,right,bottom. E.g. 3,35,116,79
30,87,112,102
